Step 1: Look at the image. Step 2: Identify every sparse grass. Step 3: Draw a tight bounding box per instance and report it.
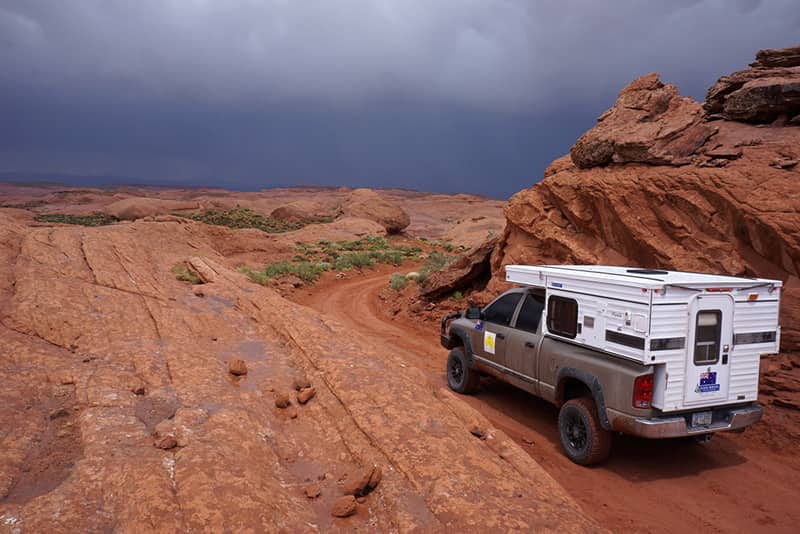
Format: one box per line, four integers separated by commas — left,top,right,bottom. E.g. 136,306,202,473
389,273,408,291
243,235,456,288
172,264,202,284
240,261,329,284
179,208,303,233
413,250,457,286
35,213,118,226
452,291,464,301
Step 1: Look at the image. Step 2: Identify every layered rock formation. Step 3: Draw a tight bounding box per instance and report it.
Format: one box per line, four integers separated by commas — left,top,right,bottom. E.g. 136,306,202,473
485,46,800,352
705,46,800,123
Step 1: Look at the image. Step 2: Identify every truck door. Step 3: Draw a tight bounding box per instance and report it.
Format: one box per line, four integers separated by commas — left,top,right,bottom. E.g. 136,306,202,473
683,293,734,406
474,292,522,370
506,292,546,389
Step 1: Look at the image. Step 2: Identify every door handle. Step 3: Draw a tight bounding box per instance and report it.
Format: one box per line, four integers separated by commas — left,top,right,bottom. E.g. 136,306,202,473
496,333,505,340
525,341,536,349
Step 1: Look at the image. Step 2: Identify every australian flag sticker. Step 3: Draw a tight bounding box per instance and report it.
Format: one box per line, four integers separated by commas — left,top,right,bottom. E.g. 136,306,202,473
697,371,720,393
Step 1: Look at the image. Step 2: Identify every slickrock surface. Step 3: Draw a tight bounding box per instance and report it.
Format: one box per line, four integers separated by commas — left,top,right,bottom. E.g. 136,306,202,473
0,211,597,532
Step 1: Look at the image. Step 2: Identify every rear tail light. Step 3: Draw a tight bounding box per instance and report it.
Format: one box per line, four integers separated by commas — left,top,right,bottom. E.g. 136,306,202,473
633,374,654,409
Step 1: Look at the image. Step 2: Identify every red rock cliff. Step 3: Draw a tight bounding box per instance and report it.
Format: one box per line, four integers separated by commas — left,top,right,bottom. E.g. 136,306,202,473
488,45,800,349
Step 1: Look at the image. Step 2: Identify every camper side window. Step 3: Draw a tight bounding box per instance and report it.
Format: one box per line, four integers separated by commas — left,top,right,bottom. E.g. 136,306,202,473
694,310,722,365
483,293,522,327
547,296,578,339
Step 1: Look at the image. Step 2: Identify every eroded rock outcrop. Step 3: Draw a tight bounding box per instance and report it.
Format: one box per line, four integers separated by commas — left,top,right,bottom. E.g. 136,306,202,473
487,47,800,352
421,235,498,299
705,45,800,123
570,73,717,168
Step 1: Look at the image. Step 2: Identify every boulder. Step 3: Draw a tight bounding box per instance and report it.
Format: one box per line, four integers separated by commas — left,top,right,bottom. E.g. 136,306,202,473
337,189,410,234
420,236,498,299
270,200,335,224
103,197,198,220
296,386,316,405
570,73,717,169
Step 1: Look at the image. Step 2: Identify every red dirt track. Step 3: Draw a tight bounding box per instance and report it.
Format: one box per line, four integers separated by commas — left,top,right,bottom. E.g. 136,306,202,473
295,267,800,534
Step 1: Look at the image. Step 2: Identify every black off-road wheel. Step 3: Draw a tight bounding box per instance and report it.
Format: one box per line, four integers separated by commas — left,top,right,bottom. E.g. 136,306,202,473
557,397,612,466
446,347,479,394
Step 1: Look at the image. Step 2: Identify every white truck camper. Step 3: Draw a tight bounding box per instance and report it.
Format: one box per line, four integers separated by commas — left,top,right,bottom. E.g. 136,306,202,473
505,265,782,414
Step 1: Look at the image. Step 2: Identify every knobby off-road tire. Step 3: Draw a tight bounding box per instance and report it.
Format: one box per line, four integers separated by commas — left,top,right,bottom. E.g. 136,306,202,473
446,347,479,394
558,397,612,465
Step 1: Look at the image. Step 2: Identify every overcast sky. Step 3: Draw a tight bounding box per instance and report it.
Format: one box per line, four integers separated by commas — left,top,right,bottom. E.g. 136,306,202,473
1,0,798,198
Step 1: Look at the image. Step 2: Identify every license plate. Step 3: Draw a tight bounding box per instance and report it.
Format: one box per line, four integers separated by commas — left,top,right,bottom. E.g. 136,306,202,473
692,411,713,427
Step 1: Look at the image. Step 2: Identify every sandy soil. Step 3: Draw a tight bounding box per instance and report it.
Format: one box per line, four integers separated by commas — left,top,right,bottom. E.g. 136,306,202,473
293,267,800,534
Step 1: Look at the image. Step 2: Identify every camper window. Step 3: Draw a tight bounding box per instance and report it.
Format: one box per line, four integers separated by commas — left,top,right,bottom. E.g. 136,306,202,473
483,293,522,327
515,293,545,333
547,296,578,339
694,310,722,365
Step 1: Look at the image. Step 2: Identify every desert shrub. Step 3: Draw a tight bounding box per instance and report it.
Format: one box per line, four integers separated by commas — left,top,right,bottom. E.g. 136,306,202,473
35,213,118,226
171,264,202,284
452,290,463,301
240,261,329,284
389,273,408,291
181,208,302,233
333,252,375,270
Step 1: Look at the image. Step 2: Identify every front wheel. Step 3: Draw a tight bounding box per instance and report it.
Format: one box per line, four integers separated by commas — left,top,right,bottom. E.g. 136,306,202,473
557,397,612,465
446,347,479,394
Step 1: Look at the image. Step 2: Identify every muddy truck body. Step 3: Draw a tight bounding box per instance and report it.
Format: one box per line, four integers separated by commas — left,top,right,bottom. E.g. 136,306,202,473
440,265,780,465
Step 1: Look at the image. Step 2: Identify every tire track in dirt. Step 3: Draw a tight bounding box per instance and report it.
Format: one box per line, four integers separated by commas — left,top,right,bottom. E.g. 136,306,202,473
295,267,800,534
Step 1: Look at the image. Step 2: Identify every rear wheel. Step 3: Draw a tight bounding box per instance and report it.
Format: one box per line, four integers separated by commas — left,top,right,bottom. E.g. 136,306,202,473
557,397,611,465
446,347,479,394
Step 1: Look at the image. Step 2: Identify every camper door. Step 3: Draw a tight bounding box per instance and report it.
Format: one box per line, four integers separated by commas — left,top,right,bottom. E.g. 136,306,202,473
683,293,734,406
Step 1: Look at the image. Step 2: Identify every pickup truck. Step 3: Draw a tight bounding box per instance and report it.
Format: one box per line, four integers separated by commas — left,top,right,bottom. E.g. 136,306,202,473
440,286,764,465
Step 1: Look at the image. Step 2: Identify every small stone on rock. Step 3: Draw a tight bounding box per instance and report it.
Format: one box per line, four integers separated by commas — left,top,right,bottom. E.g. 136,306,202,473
49,408,69,420
155,435,177,450
304,482,322,499
228,359,248,376
297,386,316,405
469,425,486,439
331,495,357,518
274,393,291,409
293,377,312,391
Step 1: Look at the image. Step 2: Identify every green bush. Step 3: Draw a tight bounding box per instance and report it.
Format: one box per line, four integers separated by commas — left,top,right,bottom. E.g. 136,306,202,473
452,290,463,301
35,213,118,226
389,273,408,291
240,261,329,284
181,208,302,233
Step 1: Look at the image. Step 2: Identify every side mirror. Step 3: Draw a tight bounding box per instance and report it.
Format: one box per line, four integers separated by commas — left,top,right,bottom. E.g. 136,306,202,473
465,306,482,320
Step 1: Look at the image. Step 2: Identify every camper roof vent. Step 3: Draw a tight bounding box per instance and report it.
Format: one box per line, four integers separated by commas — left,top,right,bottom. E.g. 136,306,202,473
627,269,669,275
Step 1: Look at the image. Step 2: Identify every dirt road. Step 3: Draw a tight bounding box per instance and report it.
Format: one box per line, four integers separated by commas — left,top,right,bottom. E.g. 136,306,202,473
295,267,800,534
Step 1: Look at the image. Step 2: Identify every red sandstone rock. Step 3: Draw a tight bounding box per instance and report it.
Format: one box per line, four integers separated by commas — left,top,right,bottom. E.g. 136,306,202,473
228,359,248,376
337,189,410,234
274,392,291,409
296,387,316,405
331,495,357,518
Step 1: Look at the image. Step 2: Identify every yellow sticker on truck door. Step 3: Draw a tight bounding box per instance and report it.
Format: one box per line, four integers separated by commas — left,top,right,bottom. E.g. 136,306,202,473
484,331,496,354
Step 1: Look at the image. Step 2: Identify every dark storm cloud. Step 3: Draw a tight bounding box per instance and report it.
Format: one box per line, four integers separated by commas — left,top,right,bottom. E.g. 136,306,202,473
0,1,798,197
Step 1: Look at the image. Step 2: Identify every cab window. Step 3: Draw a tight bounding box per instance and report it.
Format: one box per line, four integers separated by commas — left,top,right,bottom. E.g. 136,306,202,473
483,293,522,327
547,296,578,339
515,293,545,333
